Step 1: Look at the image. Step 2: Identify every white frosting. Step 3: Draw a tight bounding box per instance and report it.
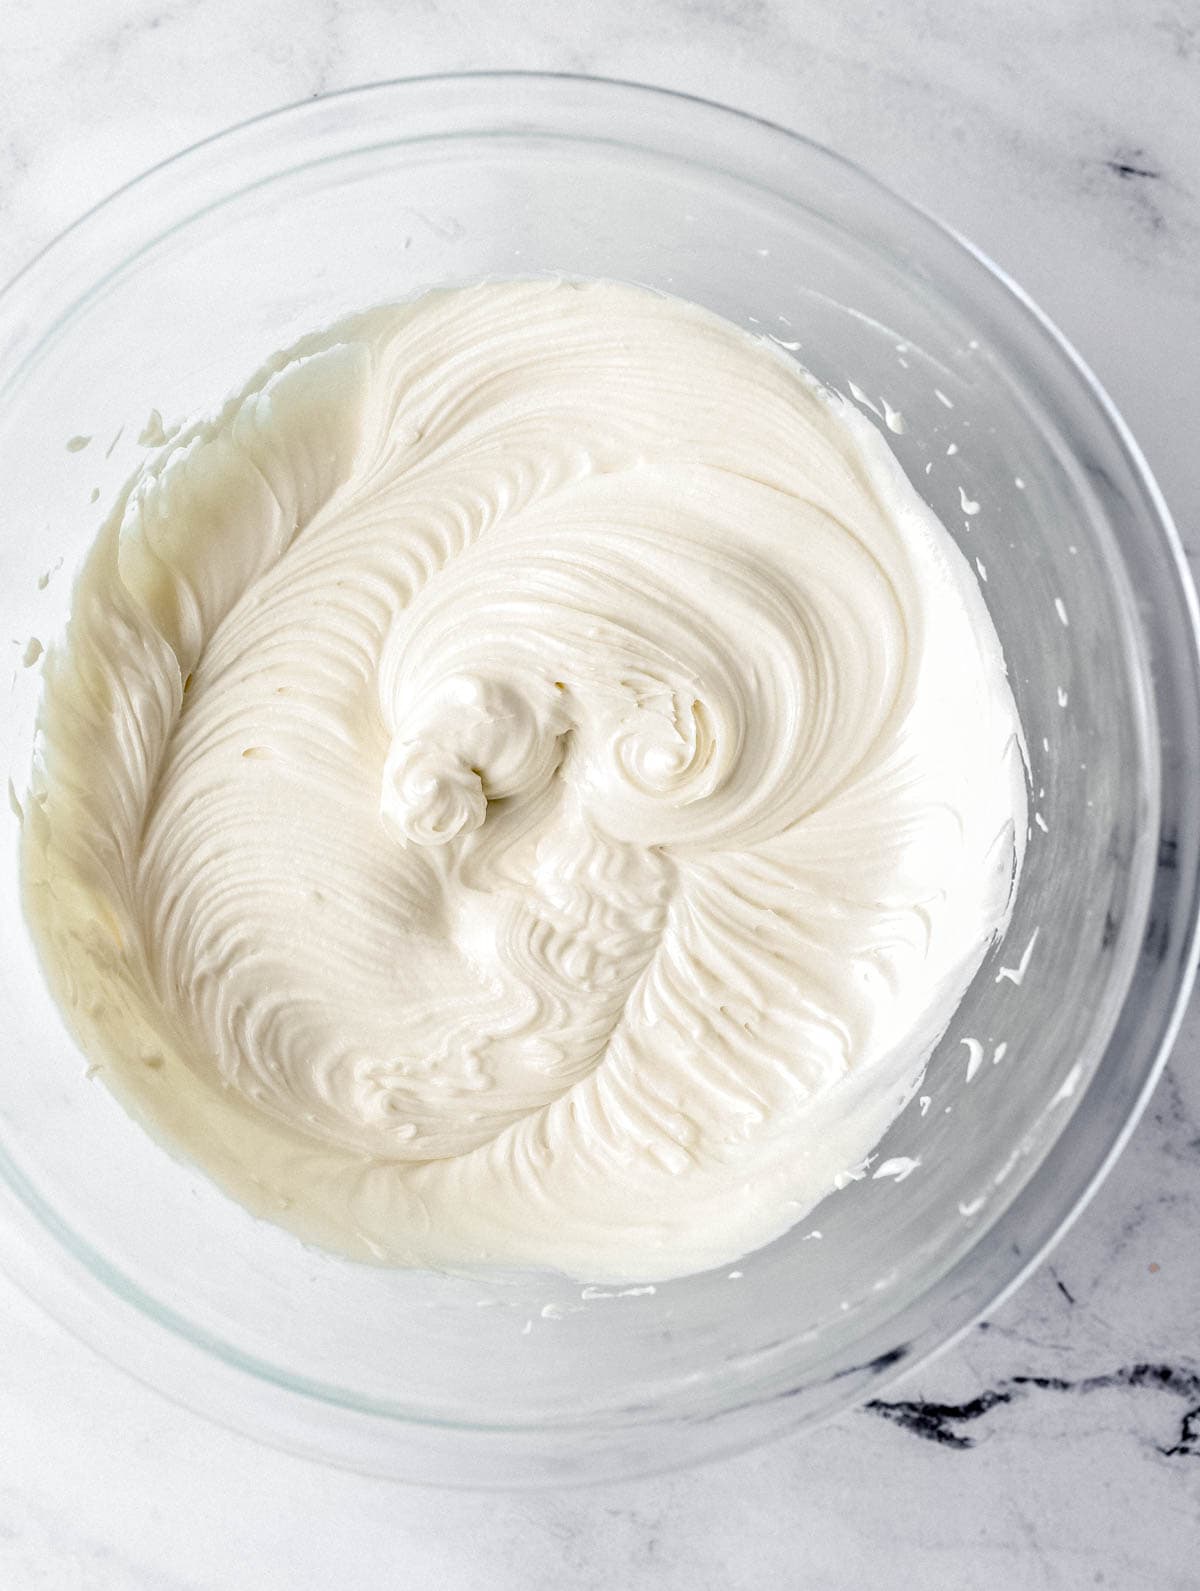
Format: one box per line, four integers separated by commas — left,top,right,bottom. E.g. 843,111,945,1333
21,280,1025,1282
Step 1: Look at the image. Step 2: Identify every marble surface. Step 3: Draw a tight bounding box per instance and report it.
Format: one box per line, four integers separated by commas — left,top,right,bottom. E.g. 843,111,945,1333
2,1,1198,1586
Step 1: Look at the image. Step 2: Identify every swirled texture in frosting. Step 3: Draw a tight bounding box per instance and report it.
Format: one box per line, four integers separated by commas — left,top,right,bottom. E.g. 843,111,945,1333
22,280,1025,1281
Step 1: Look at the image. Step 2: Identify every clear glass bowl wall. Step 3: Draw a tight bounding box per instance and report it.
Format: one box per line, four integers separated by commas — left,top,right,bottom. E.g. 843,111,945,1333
0,76,1197,1487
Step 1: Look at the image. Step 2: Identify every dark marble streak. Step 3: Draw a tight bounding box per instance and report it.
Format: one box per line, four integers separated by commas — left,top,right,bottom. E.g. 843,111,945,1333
830,1346,911,1381
864,1363,1200,1455
1106,156,1163,181
1096,146,1170,236
1049,1267,1075,1306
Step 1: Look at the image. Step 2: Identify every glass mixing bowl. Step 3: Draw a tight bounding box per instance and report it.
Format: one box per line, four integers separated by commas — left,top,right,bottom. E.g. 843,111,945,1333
0,74,1197,1489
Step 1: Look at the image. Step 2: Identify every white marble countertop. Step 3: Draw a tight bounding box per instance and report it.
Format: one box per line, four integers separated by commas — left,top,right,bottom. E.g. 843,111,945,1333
2,2,1198,1586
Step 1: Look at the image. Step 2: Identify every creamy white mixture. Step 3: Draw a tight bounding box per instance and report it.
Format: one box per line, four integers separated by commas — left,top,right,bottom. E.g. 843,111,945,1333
22,280,1025,1281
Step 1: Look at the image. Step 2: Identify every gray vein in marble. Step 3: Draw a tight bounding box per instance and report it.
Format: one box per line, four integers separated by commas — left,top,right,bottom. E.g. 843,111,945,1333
866,1362,1200,1455
0,1478,207,1591
1155,9,1200,60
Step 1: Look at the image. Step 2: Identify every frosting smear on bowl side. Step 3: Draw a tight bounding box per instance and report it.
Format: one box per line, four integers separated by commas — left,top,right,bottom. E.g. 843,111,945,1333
21,280,1026,1282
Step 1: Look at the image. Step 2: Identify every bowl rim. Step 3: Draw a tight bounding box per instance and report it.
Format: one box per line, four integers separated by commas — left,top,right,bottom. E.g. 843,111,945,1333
1,69,1198,1485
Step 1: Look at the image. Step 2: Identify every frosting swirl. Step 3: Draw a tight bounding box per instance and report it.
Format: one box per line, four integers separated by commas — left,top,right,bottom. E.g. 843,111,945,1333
22,280,1025,1280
